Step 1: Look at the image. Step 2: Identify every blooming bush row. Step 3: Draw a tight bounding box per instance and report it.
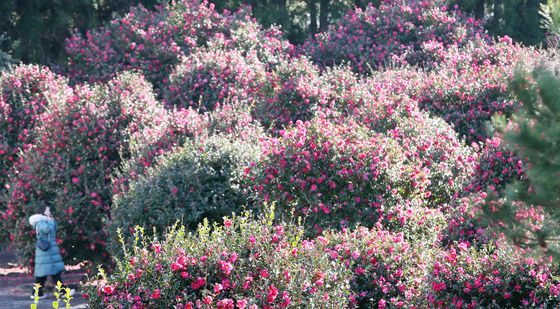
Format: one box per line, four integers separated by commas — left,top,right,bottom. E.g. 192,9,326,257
251,114,476,234
86,210,351,308
88,211,560,308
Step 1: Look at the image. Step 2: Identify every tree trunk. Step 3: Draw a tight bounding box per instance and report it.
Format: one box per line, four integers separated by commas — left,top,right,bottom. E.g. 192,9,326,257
319,0,329,32
474,0,485,20
278,0,288,29
308,0,318,35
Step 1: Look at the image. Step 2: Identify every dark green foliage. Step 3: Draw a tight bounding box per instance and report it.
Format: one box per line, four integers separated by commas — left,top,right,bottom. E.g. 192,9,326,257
455,0,547,46
108,134,261,255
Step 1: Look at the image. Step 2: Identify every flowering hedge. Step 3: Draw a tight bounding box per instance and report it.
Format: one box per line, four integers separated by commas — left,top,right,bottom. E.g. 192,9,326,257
253,107,476,233
109,134,262,255
301,0,485,74
86,211,351,308
323,227,432,308
1,73,162,263
65,0,245,86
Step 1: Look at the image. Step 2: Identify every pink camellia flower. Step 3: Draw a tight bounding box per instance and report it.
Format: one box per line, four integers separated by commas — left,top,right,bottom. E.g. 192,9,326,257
236,299,248,309
203,296,213,305
150,289,161,299
220,261,234,276
217,298,234,309
170,186,178,195
280,291,291,308
432,281,447,292
214,283,223,294
151,243,162,254
224,218,232,228
379,299,387,309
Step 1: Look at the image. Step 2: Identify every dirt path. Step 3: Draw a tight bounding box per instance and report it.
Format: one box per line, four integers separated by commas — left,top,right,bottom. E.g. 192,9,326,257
0,249,88,309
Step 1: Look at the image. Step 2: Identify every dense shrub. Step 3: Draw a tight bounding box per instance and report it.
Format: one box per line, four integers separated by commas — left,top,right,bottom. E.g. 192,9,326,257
466,135,525,194
415,39,537,143
0,65,71,192
301,0,485,74
65,0,246,86
439,195,490,248
113,102,263,199
112,107,207,197
1,73,161,263
254,117,420,234
206,20,293,68
65,0,292,98
423,243,560,307
253,99,476,233
109,134,262,255
254,56,326,129
323,227,433,308
86,211,351,308
324,70,478,205
165,49,266,110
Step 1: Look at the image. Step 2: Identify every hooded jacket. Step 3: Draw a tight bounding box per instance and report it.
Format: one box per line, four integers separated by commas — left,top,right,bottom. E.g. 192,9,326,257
29,214,65,277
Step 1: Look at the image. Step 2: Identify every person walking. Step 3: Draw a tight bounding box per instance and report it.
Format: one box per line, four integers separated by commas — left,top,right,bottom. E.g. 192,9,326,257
29,202,75,299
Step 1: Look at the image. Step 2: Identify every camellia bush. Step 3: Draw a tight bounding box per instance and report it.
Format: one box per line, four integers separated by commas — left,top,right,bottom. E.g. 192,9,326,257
85,210,351,308
64,0,292,97
300,0,485,74
254,117,419,234
254,56,327,129
109,134,262,255
164,49,266,111
65,0,248,86
1,72,164,263
0,65,71,192
423,242,560,307
323,226,434,308
415,38,537,143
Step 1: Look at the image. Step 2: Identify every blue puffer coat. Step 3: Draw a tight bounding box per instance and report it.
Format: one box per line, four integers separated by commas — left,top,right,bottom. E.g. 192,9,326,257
29,214,65,277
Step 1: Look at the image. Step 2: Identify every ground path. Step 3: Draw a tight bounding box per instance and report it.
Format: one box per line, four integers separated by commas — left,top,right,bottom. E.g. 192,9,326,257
0,249,87,309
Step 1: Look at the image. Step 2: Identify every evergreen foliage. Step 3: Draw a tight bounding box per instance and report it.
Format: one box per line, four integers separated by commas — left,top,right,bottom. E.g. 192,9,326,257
487,62,560,259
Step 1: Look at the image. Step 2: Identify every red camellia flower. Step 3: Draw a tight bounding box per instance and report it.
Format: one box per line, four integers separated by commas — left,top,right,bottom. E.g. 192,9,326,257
150,289,161,299
102,285,115,295
191,277,206,290
267,284,278,303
